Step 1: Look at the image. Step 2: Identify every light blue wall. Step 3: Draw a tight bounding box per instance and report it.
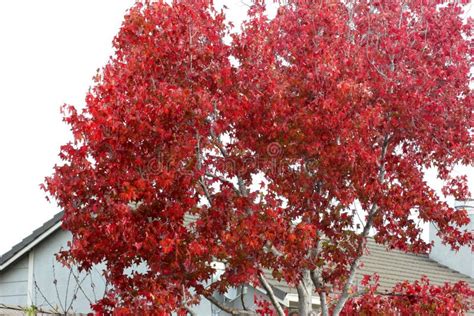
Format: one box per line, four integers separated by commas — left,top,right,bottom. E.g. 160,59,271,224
0,228,221,314
217,286,257,316
31,229,108,314
0,255,28,306
429,200,474,278
188,298,214,315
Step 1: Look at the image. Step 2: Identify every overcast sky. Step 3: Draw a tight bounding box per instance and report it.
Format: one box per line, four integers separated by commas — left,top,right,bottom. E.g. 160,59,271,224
0,1,472,255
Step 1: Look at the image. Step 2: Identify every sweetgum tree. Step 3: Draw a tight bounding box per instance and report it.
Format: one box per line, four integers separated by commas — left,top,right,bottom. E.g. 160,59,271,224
45,0,474,315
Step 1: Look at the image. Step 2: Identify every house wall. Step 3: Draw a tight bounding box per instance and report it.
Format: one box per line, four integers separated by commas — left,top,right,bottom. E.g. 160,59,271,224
31,229,107,314
187,297,214,315
429,200,474,278
217,286,257,316
30,229,220,315
0,228,218,314
0,255,28,306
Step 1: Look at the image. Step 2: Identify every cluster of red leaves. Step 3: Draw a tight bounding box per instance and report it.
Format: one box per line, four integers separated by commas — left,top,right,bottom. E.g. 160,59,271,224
255,294,279,316
44,0,473,314
340,275,474,315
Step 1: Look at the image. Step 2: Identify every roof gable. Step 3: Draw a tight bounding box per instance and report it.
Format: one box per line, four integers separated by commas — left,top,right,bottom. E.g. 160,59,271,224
0,212,63,271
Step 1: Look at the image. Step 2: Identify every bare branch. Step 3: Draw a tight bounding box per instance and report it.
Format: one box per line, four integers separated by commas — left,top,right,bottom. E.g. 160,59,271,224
205,172,240,195
240,285,248,311
264,240,284,258
89,272,98,302
296,271,314,316
209,101,249,198
258,274,286,316
69,269,94,305
33,278,59,313
311,235,329,316
196,131,214,205
355,205,366,228
184,306,197,316
66,268,89,314
64,268,72,313
198,178,213,205
52,263,65,313
310,270,328,316
182,285,198,316
205,295,256,315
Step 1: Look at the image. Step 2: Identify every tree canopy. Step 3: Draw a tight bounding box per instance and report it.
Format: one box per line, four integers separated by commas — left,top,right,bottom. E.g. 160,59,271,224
45,0,473,314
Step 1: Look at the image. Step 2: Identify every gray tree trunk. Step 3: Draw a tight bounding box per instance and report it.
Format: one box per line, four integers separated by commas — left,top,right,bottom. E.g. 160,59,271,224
297,269,314,316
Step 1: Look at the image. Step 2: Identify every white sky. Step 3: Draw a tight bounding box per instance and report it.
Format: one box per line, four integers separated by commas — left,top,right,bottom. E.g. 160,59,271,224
0,1,472,255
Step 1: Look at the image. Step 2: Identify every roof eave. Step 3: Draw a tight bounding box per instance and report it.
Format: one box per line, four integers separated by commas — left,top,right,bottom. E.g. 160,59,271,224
0,217,63,271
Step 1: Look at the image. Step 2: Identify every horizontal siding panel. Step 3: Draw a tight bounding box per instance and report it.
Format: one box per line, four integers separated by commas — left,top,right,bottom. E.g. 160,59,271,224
0,293,27,307
0,293,27,298
0,281,28,297
0,269,27,285
0,280,27,285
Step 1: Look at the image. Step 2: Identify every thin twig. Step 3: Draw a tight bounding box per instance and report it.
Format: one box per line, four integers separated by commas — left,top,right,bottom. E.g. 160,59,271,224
33,278,60,313
64,268,72,313
52,263,65,313
69,269,94,305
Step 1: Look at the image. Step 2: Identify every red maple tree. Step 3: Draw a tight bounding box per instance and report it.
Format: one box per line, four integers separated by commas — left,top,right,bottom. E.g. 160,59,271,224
44,0,473,315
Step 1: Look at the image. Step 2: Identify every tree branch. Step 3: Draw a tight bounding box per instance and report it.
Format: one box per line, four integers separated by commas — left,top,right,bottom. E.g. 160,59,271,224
310,270,328,316
52,263,65,313
33,279,59,313
196,131,214,206
205,172,240,195
182,285,198,316
264,240,284,258
69,269,94,305
308,228,329,316
296,269,314,316
240,285,248,311
184,306,197,316
332,135,390,316
205,295,256,315
258,273,286,316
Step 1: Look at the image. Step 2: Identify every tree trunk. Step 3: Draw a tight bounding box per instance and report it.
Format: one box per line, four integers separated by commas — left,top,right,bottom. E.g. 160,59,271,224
297,270,314,316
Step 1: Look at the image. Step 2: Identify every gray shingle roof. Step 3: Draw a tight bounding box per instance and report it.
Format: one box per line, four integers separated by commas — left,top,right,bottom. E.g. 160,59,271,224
359,238,473,292
0,211,64,267
265,238,473,295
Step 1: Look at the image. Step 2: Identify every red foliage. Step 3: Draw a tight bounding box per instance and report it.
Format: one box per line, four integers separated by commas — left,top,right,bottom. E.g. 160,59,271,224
255,293,280,315
341,275,474,315
44,0,473,314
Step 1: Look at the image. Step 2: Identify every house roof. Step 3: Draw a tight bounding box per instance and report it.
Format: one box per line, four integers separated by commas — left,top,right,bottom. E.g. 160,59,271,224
0,211,64,270
359,238,473,292
1,212,472,295
265,237,474,295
